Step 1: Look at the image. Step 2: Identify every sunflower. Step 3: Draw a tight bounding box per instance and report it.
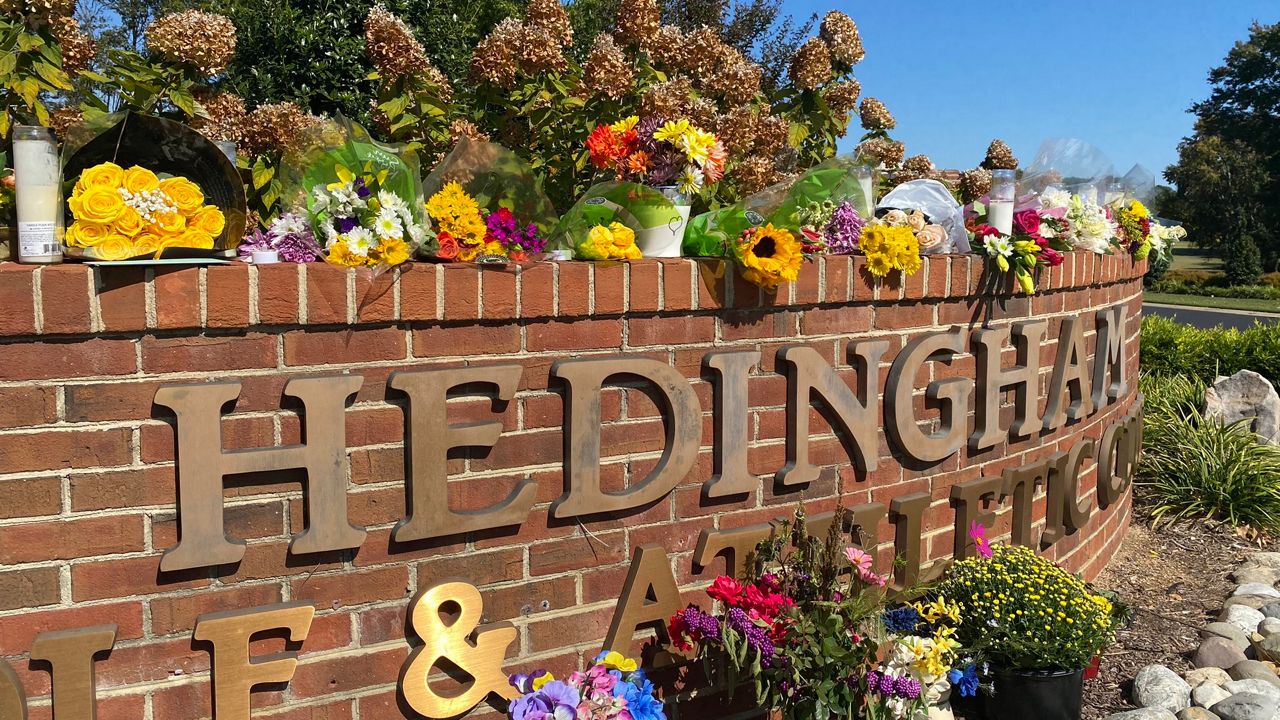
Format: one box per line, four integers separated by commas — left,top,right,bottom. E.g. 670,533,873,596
735,224,802,291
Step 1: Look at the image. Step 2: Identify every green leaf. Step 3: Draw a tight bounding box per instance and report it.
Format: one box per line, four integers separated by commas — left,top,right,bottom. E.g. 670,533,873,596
378,94,409,118
33,60,72,90
15,76,39,107
0,52,16,75
170,87,196,118
251,157,275,190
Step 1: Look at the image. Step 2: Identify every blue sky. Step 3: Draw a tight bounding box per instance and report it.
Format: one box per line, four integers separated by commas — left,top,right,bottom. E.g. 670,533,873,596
800,0,1278,181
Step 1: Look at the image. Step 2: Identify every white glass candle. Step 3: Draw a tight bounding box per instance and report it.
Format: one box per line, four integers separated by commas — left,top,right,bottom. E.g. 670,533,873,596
12,126,62,264
988,169,1016,236
252,249,279,264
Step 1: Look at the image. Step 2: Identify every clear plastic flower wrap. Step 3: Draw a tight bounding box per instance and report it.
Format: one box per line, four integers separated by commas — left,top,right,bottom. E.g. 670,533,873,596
279,115,426,268
877,180,971,254
1018,138,1117,204
548,181,683,261
59,111,247,261
420,137,558,262
683,155,872,257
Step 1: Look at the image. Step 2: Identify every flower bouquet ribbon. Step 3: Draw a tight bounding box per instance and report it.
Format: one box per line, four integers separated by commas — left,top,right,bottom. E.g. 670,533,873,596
59,111,247,261
420,137,557,262
549,182,685,261
279,115,426,269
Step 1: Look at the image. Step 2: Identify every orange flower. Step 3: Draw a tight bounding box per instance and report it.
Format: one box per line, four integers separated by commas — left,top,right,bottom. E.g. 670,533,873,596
704,140,727,183
587,124,631,170
435,231,459,260
626,151,651,176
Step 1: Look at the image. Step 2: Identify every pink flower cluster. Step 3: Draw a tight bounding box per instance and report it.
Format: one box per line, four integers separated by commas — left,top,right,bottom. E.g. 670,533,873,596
1013,208,1065,267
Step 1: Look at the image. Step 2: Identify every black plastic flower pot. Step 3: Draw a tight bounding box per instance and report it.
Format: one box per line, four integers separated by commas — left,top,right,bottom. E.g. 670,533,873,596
983,667,1084,720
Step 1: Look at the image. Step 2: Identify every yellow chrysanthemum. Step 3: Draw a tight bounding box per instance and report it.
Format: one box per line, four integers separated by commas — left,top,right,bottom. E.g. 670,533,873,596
866,252,892,277
327,241,369,267
426,182,480,223
371,237,411,266
735,223,802,291
610,116,639,133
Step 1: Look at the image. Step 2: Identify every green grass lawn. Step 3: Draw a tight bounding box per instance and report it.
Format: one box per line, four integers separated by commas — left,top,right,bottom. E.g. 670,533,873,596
1168,240,1224,272
1143,291,1280,314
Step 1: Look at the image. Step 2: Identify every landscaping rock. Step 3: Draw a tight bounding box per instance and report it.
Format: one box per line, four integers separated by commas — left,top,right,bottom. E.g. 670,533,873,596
1248,553,1280,569
1197,637,1250,669
1105,711,1178,720
1223,679,1280,699
1258,618,1280,636
1208,692,1280,720
1224,595,1279,611
1193,683,1232,708
1187,668,1235,687
1234,583,1280,599
1136,665,1193,712
1250,634,1280,663
1228,661,1280,689
1221,605,1267,634
1178,709,1221,720
1204,370,1280,444
1260,604,1280,620
1232,567,1280,586
1203,622,1251,651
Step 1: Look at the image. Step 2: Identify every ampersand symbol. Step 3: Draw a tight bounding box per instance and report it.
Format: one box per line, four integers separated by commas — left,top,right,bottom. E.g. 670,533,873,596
400,581,519,718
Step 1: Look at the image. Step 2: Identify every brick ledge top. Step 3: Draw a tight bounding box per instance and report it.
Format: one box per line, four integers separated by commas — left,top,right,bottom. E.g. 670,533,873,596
0,252,1147,337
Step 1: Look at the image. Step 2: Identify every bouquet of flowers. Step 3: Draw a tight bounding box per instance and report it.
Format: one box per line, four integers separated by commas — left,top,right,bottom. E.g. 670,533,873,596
549,182,681,261
238,212,321,263
731,224,805,290
587,117,725,196
795,200,864,255
668,506,884,720
865,597,968,720
425,182,546,261
858,213,923,279
1112,198,1153,259
65,161,227,261
1038,188,1118,256
968,205,1068,295
506,651,665,720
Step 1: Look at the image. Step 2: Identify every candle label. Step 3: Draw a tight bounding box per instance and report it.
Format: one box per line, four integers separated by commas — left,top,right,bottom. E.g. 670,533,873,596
18,222,60,258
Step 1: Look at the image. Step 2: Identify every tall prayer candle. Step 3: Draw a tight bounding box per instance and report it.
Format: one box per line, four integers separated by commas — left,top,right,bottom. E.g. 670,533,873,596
988,169,1016,236
13,126,62,264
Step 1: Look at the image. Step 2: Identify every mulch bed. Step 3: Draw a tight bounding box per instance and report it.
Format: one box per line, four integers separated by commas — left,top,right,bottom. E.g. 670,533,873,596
1082,494,1271,719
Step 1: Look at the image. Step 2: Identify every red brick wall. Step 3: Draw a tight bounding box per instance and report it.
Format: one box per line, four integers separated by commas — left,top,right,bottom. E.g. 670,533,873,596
0,251,1143,719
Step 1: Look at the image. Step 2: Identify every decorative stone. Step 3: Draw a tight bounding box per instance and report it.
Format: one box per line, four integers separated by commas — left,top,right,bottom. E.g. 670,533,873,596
1250,634,1280,663
1223,679,1280,699
1203,622,1251,651
1208,692,1280,720
1135,665,1192,712
1232,567,1280,586
1178,708,1221,720
1224,596,1280,611
1193,683,1231,708
1234,583,1280,599
1221,605,1267,634
1104,711,1178,720
1259,604,1280,620
1247,553,1280,569
1228,661,1280,689
1197,637,1250,669
1203,370,1280,444
1258,618,1280,637
1187,668,1235,687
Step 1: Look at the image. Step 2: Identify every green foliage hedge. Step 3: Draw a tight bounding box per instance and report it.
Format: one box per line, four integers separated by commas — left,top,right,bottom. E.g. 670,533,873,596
1140,314,1280,387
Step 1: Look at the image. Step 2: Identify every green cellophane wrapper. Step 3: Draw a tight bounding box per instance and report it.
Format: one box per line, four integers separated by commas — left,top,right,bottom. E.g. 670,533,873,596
549,182,682,255
684,155,870,257
421,137,558,244
279,115,428,255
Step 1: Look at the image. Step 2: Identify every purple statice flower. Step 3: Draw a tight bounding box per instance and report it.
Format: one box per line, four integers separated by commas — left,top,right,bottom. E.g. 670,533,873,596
239,213,321,263
352,176,371,198
893,676,921,700
336,216,358,234
824,201,864,255
726,607,775,667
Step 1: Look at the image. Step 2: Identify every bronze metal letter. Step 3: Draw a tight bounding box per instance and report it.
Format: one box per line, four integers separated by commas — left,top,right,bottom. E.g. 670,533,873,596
550,357,701,519
154,377,365,572
29,626,115,720
777,341,888,486
1092,305,1129,409
603,544,682,653
971,320,1047,450
1098,404,1142,508
1043,316,1095,431
389,366,535,542
0,662,24,720
889,492,936,591
693,525,773,579
703,351,761,498
886,329,973,463
1042,442,1094,547
194,603,313,720
950,477,1001,559
1001,462,1049,547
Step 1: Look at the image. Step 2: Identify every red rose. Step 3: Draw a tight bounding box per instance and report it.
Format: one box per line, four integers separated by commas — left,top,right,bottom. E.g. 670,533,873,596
707,576,745,605
973,224,1001,239
1013,209,1042,237
436,231,459,261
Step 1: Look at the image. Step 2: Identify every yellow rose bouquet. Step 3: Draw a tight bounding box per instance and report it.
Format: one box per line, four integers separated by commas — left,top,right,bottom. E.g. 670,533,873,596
65,161,227,261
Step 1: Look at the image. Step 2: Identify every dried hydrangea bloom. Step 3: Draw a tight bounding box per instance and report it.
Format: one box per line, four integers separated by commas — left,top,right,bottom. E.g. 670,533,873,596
449,118,490,144
856,137,905,167
982,139,1018,170
680,27,733,79
789,38,832,92
615,0,660,48
364,5,451,99
583,34,633,99
51,16,94,72
470,19,522,88
5,0,75,24
701,48,762,106
752,114,790,155
895,155,935,183
715,105,759,154
822,79,860,117
515,22,567,74
858,97,895,131
48,106,83,136
241,102,322,157
819,11,864,66
735,155,777,195
190,90,246,144
957,167,993,203
525,0,573,47
145,10,237,77
686,96,718,129
640,77,694,120
644,25,686,68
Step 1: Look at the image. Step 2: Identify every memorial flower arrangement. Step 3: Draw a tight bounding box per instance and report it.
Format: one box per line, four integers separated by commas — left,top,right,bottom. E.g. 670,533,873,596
238,212,321,263
587,117,726,196
1039,188,1118,255
668,506,884,720
65,161,226,260
970,207,1067,295
310,161,421,267
864,597,968,720
859,213,923,279
1113,198,1153,259
506,651,665,720
732,224,804,290
425,182,547,261
575,222,643,260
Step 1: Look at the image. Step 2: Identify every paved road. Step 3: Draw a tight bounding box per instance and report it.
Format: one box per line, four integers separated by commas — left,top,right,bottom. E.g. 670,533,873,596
1143,302,1280,330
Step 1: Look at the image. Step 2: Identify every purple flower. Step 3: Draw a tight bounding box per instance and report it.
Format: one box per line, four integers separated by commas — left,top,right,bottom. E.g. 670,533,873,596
539,680,580,708
878,673,896,695
824,201,864,255
352,176,370,198
680,607,722,640
336,216,358,233
893,675,921,700
239,213,320,263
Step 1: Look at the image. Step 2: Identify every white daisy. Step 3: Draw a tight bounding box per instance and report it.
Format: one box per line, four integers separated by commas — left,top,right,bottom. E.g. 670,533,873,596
346,227,373,256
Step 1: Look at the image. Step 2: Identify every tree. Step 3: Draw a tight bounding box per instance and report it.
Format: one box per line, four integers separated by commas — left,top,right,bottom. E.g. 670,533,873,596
1164,22,1279,277
662,0,812,90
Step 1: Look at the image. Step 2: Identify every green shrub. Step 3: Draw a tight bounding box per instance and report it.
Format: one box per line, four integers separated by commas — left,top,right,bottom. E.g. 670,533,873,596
1148,278,1280,301
1140,315,1280,386
1139,385,1280,532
